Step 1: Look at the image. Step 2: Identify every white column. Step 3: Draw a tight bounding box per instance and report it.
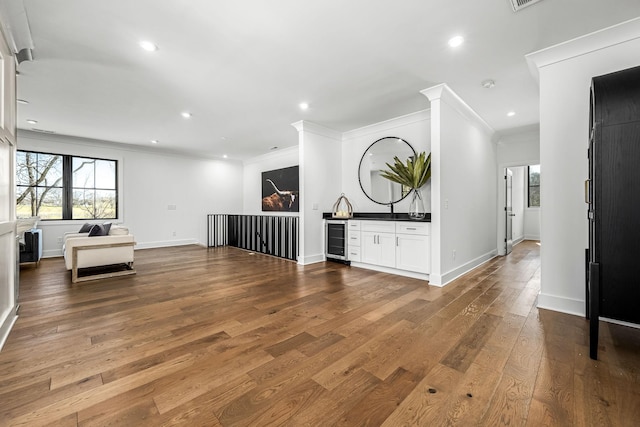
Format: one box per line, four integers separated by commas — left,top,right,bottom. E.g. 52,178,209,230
291,121,343,265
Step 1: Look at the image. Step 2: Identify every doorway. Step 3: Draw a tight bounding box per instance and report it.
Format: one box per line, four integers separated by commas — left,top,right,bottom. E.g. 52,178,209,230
498,165,538,256
505,168,514,255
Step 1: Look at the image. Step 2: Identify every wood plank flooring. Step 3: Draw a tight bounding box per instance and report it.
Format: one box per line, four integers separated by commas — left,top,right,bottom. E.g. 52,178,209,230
1,241,639,426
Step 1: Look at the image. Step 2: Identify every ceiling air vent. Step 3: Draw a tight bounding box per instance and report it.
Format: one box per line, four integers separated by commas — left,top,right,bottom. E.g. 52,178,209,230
509,0,545,12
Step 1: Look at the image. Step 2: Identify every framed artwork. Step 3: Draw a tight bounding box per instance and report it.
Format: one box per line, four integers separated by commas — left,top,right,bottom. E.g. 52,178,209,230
262,165,299,212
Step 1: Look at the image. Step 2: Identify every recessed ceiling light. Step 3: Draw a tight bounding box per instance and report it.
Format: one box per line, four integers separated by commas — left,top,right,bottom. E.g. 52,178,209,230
26,119,38,124
299,102,309,111
151,139,158,144
139,40,158,52
448,35,464,48
181,112,192,118
17,99,29,104
223,154,228,159
507,111,516,117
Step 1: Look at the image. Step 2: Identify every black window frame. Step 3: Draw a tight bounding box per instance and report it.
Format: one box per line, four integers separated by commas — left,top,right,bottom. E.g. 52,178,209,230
16,149,118,221
527,164,540,208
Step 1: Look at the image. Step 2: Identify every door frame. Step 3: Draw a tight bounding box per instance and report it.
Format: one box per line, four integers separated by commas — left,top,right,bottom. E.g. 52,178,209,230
505,168,514,255
496,160,538,256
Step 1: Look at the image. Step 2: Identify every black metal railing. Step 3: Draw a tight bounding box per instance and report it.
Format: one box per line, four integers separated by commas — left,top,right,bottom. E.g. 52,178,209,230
207,214,299,261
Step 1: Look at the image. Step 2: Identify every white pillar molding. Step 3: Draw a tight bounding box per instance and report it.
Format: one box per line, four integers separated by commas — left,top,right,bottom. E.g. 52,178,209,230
291,120,343,265
420,87,443,285
421,84,496,286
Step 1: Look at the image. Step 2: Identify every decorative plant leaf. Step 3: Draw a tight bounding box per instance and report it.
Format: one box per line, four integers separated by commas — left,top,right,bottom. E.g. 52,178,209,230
380,152,431,189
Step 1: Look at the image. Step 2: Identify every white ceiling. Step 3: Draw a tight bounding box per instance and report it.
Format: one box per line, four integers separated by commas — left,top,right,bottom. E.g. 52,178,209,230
8,0,640,159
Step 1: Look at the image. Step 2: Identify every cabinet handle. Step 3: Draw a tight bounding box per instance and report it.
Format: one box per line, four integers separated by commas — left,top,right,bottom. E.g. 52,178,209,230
406,227,416,230
396,236,399,247
585,179,590,204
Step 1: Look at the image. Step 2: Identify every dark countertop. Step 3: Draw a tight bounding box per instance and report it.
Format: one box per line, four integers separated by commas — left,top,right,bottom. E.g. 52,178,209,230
323,212,431,222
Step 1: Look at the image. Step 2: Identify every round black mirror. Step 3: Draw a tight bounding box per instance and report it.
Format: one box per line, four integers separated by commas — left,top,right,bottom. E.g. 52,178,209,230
358,137,416,206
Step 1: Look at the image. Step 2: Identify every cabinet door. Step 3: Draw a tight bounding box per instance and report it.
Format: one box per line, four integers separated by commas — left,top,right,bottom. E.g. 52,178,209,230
360,231,380,265
396,233,430,273
377,233,396,268
361,231,395,267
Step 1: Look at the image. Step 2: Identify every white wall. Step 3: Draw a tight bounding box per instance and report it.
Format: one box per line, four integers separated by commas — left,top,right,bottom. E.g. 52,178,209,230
242,146,299,215
524,206,540,240
18,131,244,257
497,126,540,166
293,121,342,264
342,110,431,213
527,17,640,316
423,85,498,286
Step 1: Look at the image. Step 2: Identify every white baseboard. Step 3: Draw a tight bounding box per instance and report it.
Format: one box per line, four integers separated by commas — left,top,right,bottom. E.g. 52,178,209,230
43,249,62,258
513,236,525,246
298,254,324,265
133,239,199,250
437,249,498,287
524,234,540,241
537,292,585,317
350,262,429,281
0,311,18,352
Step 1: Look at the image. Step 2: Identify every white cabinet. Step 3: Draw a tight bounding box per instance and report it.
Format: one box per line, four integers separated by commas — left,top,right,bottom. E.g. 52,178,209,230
361,230,396,268
360,221,396,269
396,223,430,274
347,221,361,262
336,219,431,276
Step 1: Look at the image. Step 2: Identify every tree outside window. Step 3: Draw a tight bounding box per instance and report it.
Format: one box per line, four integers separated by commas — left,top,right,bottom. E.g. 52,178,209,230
528,164,540,207
16,150,117,220
16,152,63,219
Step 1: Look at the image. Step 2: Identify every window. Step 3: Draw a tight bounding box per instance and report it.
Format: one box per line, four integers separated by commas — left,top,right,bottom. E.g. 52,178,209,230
528,164,540,207
16,150,117,220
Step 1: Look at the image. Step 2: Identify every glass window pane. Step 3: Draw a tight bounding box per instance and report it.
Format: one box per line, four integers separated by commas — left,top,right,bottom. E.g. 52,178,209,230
529,165,540,185
37,187,63,220
73,189,95,219
528,164,541,207
95,190,116,219
16,186,34,218
530,187,540,207
16,152,62,187
16,151,30,186
37,153,63,186
73,157,95,188
95,160,116,189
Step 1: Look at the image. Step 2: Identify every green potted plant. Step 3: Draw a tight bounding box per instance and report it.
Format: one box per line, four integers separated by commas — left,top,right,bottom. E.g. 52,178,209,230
380,152,431,219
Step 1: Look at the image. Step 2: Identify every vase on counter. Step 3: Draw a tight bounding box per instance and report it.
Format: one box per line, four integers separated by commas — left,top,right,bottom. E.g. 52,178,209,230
408,189,425,220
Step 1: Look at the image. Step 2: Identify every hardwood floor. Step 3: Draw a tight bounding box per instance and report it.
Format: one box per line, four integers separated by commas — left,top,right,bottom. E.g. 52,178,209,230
1,241,639,426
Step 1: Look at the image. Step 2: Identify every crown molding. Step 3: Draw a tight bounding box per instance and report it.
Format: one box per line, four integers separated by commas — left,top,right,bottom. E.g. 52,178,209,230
291,120,342,140
526,16,640,83
341,109,430,141
242,145,298,166
421,84,494,137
